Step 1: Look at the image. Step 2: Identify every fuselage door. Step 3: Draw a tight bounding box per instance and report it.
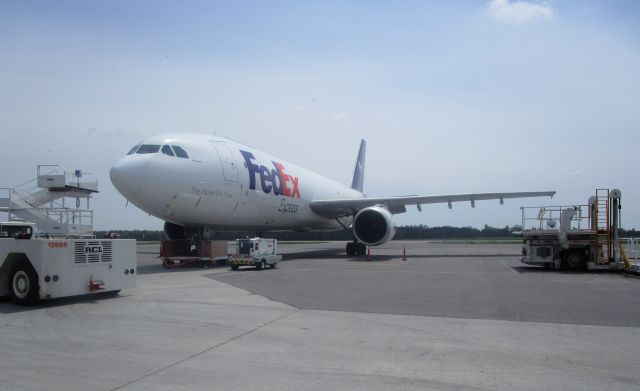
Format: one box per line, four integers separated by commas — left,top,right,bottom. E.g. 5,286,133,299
210,141,239,183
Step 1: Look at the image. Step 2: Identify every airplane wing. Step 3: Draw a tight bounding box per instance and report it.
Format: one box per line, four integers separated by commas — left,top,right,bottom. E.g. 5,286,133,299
310,191,556,218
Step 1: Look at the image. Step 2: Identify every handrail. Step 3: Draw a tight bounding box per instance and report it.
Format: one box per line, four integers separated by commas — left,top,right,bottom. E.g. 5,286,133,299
37,164,65,176
521,205,589,231
11,189,41,209
2,164,97,237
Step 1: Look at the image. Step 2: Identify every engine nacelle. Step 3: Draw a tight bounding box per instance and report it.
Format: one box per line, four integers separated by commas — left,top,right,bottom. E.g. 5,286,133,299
352,205,396,246
164,221,186,240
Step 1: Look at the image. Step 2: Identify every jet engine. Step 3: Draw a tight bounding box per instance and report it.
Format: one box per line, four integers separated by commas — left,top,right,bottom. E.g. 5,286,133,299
352,205,396,246
164,221,186,240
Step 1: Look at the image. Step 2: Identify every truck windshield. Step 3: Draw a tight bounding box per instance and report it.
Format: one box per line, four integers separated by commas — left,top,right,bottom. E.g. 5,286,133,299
238,240,252,255
0,225,33,238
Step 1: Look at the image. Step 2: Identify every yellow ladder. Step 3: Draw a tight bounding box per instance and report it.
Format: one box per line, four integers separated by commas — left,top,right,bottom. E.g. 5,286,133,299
594,189,611,264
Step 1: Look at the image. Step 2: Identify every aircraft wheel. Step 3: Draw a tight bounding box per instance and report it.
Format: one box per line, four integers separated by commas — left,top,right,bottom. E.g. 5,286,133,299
9,261,39,305
356,243,367,256
346,242,355,256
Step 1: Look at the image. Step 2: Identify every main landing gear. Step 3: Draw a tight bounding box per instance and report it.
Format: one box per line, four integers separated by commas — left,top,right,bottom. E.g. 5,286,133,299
346,241,367,256
185,227,206,255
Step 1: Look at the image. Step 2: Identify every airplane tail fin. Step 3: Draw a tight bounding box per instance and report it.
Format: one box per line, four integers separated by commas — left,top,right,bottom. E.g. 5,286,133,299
350,139,366,193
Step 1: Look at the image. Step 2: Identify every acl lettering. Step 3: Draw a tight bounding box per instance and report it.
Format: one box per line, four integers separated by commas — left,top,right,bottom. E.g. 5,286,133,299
240,150,301,198
85,246,103,254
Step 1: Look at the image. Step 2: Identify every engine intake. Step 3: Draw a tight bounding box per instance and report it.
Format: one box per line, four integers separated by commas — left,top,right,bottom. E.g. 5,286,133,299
352,206,396,246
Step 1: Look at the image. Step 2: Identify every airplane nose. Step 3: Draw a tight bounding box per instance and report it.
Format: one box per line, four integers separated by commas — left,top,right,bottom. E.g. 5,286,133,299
110,157,149,197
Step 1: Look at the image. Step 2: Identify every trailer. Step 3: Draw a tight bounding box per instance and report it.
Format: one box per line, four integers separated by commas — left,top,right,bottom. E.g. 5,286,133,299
520,188,638,273
229,238,281,270
0,164,136,305
160,239,230,268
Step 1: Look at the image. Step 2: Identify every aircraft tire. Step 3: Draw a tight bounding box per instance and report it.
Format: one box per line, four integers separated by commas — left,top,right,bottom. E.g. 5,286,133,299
346,242,355,256
356,243,367,256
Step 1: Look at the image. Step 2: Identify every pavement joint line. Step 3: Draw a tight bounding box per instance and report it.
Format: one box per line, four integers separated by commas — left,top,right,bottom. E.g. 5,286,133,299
109,308,300,391
277,267,501,276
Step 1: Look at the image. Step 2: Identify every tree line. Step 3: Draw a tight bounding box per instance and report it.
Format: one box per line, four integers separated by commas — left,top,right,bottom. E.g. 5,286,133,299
96,225,640,242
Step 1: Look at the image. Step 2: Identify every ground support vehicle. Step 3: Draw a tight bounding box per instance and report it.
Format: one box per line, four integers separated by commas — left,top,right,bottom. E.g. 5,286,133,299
0,229,136,304
229,238,281,270
160,240,229,268
520,188,638,272
0,164,137,304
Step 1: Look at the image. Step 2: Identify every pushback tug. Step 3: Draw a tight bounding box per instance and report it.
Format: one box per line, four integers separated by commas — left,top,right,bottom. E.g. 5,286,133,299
0,165,136,305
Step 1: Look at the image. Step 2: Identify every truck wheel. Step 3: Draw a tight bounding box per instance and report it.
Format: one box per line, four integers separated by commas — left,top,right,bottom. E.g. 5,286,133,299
231,265,239,270
270,262,277,269
564,252,585,271
9,262,39,305
256,260,265,270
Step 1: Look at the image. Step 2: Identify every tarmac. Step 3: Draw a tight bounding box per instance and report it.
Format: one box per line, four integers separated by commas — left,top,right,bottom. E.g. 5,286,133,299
1,240,639,391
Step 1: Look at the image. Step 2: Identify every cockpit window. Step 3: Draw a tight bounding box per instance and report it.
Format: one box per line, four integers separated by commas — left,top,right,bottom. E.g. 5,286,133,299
127,145,140,155
161,145,175,156
171,145,189,159
136,144,161,154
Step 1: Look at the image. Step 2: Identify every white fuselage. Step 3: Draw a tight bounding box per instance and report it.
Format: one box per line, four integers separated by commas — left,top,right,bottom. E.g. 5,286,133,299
110,134,363,231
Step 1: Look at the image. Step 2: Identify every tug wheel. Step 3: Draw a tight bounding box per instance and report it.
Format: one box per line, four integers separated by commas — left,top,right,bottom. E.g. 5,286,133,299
564,252,585,271
9,261,39,305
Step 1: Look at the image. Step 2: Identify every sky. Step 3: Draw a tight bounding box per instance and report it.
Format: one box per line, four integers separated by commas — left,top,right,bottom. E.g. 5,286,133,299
1,0,639,231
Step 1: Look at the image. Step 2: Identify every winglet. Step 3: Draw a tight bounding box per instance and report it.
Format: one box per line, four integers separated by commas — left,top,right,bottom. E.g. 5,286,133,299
350,139,366,193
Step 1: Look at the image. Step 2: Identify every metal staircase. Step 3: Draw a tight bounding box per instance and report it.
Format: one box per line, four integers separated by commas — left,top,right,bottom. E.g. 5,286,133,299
0,165,98,237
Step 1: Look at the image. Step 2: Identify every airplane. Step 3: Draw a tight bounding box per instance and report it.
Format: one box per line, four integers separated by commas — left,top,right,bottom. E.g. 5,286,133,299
110,133,555,256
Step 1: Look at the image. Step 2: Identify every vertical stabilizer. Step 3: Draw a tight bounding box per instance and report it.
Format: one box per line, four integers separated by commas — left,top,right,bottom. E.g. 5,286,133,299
350,139,366,193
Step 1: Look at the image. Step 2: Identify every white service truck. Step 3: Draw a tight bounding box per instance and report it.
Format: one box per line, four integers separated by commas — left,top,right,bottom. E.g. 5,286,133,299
229,238,281,270
0,222,137,305
0,164,137,304
519,188,639,272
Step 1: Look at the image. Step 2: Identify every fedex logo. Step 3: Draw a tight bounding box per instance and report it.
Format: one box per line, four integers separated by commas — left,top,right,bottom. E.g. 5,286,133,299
240,150,301,198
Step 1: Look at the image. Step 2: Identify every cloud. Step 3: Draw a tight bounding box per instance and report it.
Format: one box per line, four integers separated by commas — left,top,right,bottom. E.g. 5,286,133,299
487,0,553,24
330,112,349,122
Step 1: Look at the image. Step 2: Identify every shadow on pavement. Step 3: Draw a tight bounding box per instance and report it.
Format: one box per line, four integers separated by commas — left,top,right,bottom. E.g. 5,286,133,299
0,291,126,314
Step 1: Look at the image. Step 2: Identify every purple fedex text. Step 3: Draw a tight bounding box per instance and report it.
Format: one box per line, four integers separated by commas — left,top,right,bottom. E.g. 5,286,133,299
240,150,301,199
